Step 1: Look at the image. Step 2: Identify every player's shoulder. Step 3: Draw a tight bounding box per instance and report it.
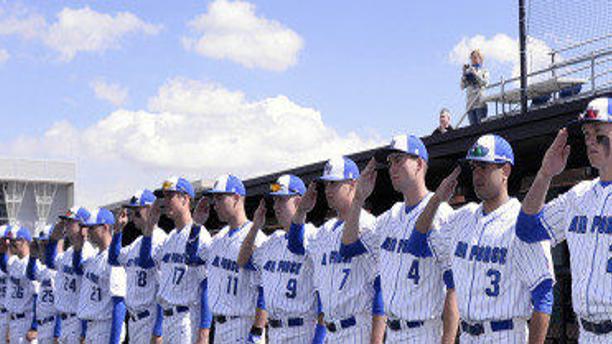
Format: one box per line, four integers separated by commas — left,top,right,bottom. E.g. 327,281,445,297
454,202,481,218
383,202,405,220
152,227,169,242
359,209,377,227
211,225,230,242
567,178,599,198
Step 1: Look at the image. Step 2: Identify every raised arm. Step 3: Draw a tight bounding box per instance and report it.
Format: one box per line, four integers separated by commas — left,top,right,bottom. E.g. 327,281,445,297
415,167,460,234
342,158,376,246
238,199,265,267
138,201,161,269
522,129,570,215
109,209,128,267
288,182,317,255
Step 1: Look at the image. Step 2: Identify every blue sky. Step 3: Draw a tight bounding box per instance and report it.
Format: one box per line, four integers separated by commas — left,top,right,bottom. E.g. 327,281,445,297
0,0,524,205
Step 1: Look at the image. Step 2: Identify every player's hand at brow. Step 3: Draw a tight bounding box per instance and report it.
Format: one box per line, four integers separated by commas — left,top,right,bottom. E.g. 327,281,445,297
115,208,128,233
540,128,570,179
50,220,64,241
144,200,161,236
193,197,211,225
434,166,461,202
150,336,162,344
297,182,317,215
252,199,267,231
195,329,209,344
355,158,378,202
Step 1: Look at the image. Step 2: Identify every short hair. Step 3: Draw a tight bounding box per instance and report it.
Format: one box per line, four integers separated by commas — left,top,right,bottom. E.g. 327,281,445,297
439,108,450,117
470,49,484,61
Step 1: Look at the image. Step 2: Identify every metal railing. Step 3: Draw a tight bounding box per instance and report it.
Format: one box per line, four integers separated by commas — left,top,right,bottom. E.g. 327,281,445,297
456,38,612,127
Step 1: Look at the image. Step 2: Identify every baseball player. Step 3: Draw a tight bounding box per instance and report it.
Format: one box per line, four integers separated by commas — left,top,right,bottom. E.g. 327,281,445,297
0,225,10,344
236,174,322,343
139,177,212,344
198,174,267,344
1,225,37,344
26,224,62,344
78,208,127,344
288,157,386,344
413,134,555,343
109,189,166,344
516,97,612,343
46,207,96,344
340,134,459,343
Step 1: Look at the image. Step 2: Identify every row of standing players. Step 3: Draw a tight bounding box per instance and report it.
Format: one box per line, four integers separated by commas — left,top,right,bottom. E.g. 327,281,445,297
0,97,611,344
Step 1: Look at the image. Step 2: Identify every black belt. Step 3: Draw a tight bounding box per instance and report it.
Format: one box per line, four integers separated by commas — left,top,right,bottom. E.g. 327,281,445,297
581,318,612,335
163,306,189,317
387,319,424,331
461,319,513,336
130,309,151,322
325,316,357,333
214,315,240,324
60,312,77,320
10,313,25,320
37,315,56,326
0,308,6,314
269,317,304,328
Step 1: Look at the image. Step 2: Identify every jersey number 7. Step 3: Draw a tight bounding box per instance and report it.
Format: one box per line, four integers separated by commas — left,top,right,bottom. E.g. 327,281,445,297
339,268,351,290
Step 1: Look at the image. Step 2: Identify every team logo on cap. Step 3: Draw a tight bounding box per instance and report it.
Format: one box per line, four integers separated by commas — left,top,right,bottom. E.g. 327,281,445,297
584,108,599,119
270,183,283,192
469,144,490,158
162,180,174,190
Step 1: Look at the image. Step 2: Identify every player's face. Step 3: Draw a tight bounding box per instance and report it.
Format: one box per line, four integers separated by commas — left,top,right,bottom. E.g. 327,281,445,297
273,196,300,227
583,123,612,170
131,206,149,230
88,224,108,248
213,194,237,222
470,161,508,201
65,219,81,242
11,239,27,257
387,153,423,193
324,180,355,211
164,191,188,220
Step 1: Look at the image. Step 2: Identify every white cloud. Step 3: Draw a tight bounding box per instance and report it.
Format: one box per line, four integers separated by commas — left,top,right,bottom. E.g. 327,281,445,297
182,0,303,71
0,6,161,61
0,49,8,63
448,33,554,80
90,80,129,106
0,78,380,206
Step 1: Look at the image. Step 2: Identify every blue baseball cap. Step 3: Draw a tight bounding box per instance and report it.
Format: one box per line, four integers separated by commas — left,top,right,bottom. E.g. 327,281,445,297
575,97,612,124
154,177,195,198
206,174,246,196
269,174,306,196
59,207,91,224
124,189,156,208
383,134,429,162
464,134,514,165
10,225,32,242
83,208,115,227
319,157,360,181
36,224,53,241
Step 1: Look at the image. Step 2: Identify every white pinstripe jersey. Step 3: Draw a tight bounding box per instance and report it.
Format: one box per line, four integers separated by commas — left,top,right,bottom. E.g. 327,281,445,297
360,194,454,321
6,255,36,314
539,179,612,320
114,228,167,312
151,222,211,308
306,211,378,321
77,249,126,320
31,261,58,318
428,198,554,321
201,222,266,317
0,269,7,308
52,242,97,313
251,225,318,319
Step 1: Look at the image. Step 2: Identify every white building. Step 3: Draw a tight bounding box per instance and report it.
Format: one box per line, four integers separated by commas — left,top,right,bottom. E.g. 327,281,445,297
0,158,75,233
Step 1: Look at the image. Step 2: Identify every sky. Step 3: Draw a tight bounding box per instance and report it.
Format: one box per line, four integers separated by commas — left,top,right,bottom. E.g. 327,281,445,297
0,0,533,207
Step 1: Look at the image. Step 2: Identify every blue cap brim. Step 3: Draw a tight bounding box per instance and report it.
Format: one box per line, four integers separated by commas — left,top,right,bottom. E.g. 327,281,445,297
268,191,300,197
318,175,350,182
461,157,513,165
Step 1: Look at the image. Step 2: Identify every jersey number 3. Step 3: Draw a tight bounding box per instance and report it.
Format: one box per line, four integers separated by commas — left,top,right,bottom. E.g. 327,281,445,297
485,269,501,297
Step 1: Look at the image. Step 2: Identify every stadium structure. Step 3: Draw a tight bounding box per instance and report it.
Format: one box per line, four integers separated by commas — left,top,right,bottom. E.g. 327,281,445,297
0,158,75,234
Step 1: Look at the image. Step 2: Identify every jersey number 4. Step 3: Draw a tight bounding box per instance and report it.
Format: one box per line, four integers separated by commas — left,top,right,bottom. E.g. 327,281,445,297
407,260,420,285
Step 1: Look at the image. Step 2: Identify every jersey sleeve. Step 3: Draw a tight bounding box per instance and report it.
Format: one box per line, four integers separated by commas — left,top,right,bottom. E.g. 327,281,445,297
427,203,466,270
512,238,555,291
359,211,387,255
195,229,212,281
538,189,574,246
109,266,127,298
